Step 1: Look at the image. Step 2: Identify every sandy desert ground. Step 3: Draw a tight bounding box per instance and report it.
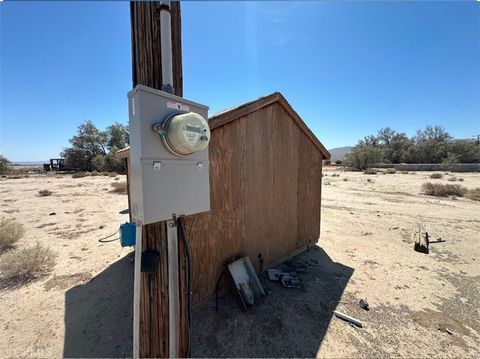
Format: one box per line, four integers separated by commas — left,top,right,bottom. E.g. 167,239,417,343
0,168,479,358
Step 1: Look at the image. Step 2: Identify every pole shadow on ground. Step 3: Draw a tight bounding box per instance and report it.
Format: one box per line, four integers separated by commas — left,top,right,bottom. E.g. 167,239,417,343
63,253,134,358
63,245,351,358
191,245,353,358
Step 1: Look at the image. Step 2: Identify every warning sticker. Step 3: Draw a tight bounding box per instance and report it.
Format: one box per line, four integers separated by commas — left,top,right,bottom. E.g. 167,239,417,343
167,101,190,112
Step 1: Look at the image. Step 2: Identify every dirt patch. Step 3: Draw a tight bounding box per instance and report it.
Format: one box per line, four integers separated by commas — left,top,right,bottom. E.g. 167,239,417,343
412,308,469,335
44,272,91,291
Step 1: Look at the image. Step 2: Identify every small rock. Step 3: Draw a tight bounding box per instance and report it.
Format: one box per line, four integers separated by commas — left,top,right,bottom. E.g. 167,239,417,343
49,212,56,216
99,225,105,229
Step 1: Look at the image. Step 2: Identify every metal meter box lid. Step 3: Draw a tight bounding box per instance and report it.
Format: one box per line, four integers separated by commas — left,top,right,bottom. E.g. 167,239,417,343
128,85,210,224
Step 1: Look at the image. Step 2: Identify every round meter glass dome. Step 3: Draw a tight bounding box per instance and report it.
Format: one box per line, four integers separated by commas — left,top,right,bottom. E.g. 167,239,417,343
163,112,210,156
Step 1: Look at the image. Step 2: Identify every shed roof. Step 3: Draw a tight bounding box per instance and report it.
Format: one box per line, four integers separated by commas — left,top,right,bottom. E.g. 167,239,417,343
209,92,330,159
116,92,330,159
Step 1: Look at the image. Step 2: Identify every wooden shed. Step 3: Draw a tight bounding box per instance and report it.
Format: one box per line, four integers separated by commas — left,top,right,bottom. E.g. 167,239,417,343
118,91,330,305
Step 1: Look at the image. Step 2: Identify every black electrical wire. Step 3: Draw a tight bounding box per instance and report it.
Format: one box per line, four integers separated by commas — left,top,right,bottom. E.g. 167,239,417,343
214,269,225,313
178,217,192,357
98,231,119,243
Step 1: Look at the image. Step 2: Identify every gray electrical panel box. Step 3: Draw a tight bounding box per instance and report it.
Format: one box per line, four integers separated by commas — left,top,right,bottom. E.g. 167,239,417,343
128,85,210,225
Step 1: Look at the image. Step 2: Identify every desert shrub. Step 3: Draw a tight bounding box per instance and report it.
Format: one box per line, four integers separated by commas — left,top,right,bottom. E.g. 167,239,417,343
72,172,90,178
400,171,409,174
111,181,128,194
422,182,467,197
458,178,464,182
0,155,11,174
0,218,25,251
430,173,443,179
343,178,348,181
108,172,118,177
91,171,99,176
447,177,457,182
38,189,53,197
466,188,480,201
363,169,377,175
366,178,372,183
385,168,397,174
0,242,56,287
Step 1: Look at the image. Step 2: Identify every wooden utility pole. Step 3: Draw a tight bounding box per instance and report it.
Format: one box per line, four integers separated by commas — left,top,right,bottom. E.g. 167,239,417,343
130,2,188,357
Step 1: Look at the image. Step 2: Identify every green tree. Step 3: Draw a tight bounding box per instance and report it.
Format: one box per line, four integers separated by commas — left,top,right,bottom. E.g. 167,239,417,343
105,123,129,152
62,121,129,173
447,140,480,163
62,121,106,171
344,141,383,170
0,155,11,174
376,128,413,163
412,126,451,163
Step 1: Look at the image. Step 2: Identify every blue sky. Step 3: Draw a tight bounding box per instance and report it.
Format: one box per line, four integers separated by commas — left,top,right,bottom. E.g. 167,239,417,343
1,1,479,161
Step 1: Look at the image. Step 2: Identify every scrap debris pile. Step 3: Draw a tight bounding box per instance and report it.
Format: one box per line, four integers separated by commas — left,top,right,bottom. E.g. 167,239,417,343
266,259,312,291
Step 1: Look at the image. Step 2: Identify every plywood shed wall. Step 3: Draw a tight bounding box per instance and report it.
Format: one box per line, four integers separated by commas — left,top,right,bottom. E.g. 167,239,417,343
119,92,330,306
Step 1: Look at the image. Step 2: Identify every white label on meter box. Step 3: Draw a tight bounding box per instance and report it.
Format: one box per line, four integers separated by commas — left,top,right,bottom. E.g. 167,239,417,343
167,101,190,112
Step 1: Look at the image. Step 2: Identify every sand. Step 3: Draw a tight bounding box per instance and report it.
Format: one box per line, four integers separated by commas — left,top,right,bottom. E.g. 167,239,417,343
0,168,479,358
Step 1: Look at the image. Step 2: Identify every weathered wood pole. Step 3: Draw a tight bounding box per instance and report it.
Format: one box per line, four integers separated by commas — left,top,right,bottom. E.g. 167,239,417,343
130,2,188,357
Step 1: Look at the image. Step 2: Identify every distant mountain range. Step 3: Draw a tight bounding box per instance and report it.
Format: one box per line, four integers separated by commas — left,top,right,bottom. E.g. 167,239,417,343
328,146,353,162
12,161,46,166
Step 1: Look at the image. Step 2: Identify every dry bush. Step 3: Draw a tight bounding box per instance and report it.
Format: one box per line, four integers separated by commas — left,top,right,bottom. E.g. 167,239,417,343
466,188,480,201
400,171,409,174
72,172,89,179
363,169,377,175
38,189,53,197
366,178,373,183
430,173,443,179
458,178,464,182
385,169,397,174
108,172,118,177
111,181,128,194
0,242,56,287
447,177,457,182
91,171,99,176
422,182,467,197
343,178,348,181
0,218,25,251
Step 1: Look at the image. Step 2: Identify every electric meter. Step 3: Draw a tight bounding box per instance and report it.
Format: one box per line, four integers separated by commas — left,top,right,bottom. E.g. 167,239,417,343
153,112,210,156
128,85,210,225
